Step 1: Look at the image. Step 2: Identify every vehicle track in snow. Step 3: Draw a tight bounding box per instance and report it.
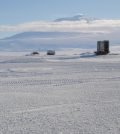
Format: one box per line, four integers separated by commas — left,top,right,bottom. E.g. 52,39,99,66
0,76,120,88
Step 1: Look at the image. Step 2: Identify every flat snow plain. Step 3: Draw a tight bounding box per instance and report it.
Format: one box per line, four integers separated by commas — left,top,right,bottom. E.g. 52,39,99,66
0,47,120,134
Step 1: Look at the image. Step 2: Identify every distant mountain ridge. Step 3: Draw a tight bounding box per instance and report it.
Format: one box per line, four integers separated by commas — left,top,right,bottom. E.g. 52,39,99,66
3,31,80,40
0,31,93,51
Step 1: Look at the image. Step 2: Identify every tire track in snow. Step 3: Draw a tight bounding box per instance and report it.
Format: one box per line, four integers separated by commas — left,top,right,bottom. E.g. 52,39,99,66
0,76,120,87
0,79,83,87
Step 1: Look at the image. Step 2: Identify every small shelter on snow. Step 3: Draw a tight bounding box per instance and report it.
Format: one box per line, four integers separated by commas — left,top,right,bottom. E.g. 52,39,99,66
47,50,55,55
95,40,109,55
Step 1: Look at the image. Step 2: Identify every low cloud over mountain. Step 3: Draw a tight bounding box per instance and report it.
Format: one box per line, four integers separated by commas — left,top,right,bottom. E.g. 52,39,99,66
0,15,120,51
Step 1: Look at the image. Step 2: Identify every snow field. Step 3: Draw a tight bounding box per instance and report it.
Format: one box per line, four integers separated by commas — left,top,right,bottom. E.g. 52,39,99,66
0,51,120,133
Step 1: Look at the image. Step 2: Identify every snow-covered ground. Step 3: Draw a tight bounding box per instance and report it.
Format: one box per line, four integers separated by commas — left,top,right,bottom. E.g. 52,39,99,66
0,47,120,134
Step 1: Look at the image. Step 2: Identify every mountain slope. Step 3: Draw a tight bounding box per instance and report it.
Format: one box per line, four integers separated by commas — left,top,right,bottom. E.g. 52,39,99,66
4,31,79,40
0,32,95,51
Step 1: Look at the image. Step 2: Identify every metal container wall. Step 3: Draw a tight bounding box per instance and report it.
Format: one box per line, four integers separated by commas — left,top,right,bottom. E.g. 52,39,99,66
97,40,109,54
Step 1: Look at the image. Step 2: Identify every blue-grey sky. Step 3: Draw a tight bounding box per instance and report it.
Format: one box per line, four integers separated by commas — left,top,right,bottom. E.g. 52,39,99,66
0,0,120,24
0,0,120,38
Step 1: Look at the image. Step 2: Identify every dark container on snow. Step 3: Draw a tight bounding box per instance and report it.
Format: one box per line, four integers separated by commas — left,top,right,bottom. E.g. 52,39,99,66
95,40,109,55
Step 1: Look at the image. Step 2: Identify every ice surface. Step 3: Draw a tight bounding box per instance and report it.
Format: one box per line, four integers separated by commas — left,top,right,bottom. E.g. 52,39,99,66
0,47,120,134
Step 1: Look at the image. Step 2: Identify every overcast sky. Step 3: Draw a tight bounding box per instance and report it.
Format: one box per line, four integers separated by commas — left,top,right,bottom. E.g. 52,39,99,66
0,0,120,38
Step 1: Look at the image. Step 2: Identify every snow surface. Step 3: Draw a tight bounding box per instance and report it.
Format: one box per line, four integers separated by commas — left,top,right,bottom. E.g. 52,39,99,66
0,47,120,134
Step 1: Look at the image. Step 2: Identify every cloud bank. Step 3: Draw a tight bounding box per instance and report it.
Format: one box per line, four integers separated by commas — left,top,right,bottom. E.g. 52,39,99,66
1,19,120,34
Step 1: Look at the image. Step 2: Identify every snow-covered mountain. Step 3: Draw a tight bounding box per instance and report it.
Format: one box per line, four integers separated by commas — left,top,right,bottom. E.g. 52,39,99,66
0,15,119,51
4,31,79,40
0,31,96,51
